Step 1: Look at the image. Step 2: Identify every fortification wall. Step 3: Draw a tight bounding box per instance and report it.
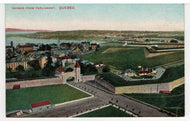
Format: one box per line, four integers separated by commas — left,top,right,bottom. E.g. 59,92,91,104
157,44,184,49
95,78,115,92
169,77,184,91
115,83,169,94
6,77,63,89
115,77,184,94
144,48,173,58
81,75,95,82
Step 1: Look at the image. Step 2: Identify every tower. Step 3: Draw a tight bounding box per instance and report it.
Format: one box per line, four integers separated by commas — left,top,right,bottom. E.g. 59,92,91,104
57,32,60,50
75,63,81,83
11,41,13,47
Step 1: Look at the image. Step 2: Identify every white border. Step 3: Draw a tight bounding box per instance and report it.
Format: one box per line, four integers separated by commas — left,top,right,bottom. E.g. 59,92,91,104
0,2,190,121
0,0,190,4
0,3,5,120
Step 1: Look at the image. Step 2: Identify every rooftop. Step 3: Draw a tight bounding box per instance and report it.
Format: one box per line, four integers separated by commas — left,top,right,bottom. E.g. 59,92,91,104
31,100,51,108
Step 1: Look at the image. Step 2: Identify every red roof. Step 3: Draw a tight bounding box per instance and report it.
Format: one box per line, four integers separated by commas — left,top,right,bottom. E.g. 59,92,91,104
56,68,64,72
57,56,71,60
91,43,97,46
138,70,150,73
18,45,33,48
13,85,20,89
62,44,67,47
6,46,13,48
81,42,86,44
79,60,83,63
94,62,103,65
31,100,51,108
160,90,170,93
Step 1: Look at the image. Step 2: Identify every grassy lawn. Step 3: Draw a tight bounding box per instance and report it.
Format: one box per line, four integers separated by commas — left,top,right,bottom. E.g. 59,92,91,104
80,46,184,71
126,85,184,116
76,106,133,117
6,84,90,112
100,64,184,86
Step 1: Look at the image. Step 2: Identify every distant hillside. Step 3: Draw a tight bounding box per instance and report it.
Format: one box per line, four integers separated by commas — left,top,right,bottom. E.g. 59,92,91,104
6,29,184,41
6,28,54,32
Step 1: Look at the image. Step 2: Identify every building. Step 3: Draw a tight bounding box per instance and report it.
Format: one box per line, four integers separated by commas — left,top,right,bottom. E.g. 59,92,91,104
6,61,28,71
6,46,14,52
17,45,33,52
38,56,47,69
75,63,81,82
94,62,104,67
56,67,65,73
124,69,137,77
31,100,52,112
91,43,98,50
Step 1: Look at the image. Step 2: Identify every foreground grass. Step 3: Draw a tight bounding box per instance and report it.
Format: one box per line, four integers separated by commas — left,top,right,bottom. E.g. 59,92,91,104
126,85,184,116
76,106,133,117
6,84,90,112
80,46,184,71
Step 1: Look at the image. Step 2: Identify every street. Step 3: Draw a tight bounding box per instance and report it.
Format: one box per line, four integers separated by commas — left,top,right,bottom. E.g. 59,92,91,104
24,81,173,117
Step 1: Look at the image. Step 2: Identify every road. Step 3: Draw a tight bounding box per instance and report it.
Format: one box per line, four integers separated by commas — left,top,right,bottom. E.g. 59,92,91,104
24,82,173,117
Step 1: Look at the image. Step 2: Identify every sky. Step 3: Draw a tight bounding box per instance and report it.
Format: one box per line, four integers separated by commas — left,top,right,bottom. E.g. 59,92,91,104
5,4,184,31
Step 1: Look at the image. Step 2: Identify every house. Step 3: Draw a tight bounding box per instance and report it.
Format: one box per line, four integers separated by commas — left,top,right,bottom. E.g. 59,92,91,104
91,43,98,50
124,69,137,77
31,100,52,112
38,56,47,69
72,47,80,52
94,62,104,67
6,61,28,71
32,45,39,51
138,65,142,69
138,70,151,76
6,46,14,52
13,84,20,89
81,42,86,45
56,67,65,73
17,45,33,52
57,56,71,61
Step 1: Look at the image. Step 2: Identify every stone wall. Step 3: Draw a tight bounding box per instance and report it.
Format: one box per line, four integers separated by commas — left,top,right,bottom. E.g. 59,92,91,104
115,77,184,94
115,83,169,94
95,77,115,92
157,44,184,49
81,75,96,82
6,77,63,89
144,48,174,58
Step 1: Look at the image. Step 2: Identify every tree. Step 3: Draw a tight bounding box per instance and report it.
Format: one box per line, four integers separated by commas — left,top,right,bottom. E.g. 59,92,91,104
7,67,12,72
54,61,61,68
102,65,110,72
16,65,24,72
38,44,51,51
80,64,98,75
28,60,41,70
42,55,54,76
170,40,178,43
65,68,73,72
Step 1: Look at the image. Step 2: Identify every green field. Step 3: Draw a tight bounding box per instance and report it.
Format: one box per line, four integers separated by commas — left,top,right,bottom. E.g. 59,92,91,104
100,64,184,86
76,106,133,117
126,85,184,116
6,84,90,112
80,46,184,71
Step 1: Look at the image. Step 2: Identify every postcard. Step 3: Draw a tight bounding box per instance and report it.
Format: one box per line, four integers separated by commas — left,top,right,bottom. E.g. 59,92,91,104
5,4,185,117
